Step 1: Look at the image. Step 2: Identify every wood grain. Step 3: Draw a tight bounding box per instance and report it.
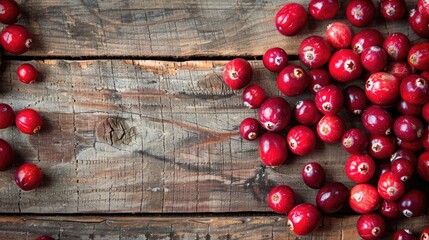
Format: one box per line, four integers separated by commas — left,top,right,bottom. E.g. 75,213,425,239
13,0,420,58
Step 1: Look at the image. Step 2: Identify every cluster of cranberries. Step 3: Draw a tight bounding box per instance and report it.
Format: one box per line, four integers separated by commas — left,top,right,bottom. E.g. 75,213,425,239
225,0,429,238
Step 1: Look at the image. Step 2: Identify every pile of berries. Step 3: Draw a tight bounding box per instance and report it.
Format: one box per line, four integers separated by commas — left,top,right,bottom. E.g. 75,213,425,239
224,0,429,239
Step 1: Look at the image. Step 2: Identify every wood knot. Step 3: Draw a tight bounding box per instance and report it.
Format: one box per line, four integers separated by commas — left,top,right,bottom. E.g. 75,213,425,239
95,117,136,147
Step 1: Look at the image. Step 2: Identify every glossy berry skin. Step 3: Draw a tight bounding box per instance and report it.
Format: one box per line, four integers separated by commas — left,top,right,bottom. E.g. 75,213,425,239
349,183,381,214
397,138,423,152
0,24,32,55
316,182,349,214
17,63,38,84
223,58,252,90
314,85,344,115
240,118,261,141
421,227,429,240
316,115,346,144
262,47,288,72
379,0,407,21
308,0,339,20
382,33,411,62
408,42,429,71
423,70,429,80
424,102,429,123
391,159,415,182
275,3,308,36
287,203,321,236
299,36,331,69
258,97,291,132
400,74,429,105
36,236,55,240
346,0,376,27
380,199,401,218
345,154,376,183
15,163,43,191
328,49,362,83
399,188,428,217
0,138,14,171
356,213,386,240
344,85,368,115
393,229,418,240
15,108,43,134
0,0,20,24
277,64,309,97
325,22,353,50
409,8,429,38
242,84,266,109
386,62,413,81
287,125,316,156
342,128,368,154
361,105,393,136
422,127,429,151
0,103,15,129
391,149,417,166
352,29,384,55
417,151,429,181
302,162,325,189
419,0,429,16
393,115,424,142
293,100,322,126
308,68,331,94
365,72,400,106
397,99,422,116
368,135,397,160
267,185,296,214
361,47,388,73
258,132,288,167
377,171,405,201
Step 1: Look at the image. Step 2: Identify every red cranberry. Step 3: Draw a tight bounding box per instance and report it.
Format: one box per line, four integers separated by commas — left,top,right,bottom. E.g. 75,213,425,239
0,103,14,129
382,33,411,61
377,171,405,201
0,24,32,55
328,49,363,83
223,58,252,90
299,36,331,69
0,138,14,171
316,182,349,214
366,72,400,106
308,0,339,20
423,70,429,79
325,22,353,50
308,68,332,94
393,229,418,240
15,162,43,191
287,203,321,236
15,108,43,134
242,84,266,109
386,62,414,81
346,0,376,27
361,105,393,136
399,188,428,217
349,183,381,214
240,118,261,141
409,8,429,38
400,74,429,105
356,213,386,240
314,85,344,115
391,159,415,182
380,199,401,218
262,47,288,72
316,114,346,144
397,99,422,116
397,138,423,152
408,42,429,71
275,3,308,36
393,115,424,142
17,63,38,84
293,100,322,126
345,154,376,183
36,236,55,240
421,227,429,240
379,0,407,21
368,135,397,160
344,85,368,115
423,102,429,123
391,149,417,165
351,29,384,55
417,151,429,181
342,128,368,154
277,64,309,97
258,132,288,167
361,47,388,73
418,0,429,16
302,162,325,189
287,125,316,156
267,185,296,214
258,97,291,132
0,0,20,24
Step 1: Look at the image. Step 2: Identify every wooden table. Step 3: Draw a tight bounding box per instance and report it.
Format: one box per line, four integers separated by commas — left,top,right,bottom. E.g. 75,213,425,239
0,0,428,239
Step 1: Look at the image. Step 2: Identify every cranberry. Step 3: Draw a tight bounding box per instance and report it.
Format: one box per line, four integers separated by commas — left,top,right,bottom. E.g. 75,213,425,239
17,63,38,84
223,58,252,90
351,29,384,55
361,105,393,136
342,128,368,154
380,199,401,218
424,102,429,123
308,0,339,20
366,72,400,106
397,138,423,152
0,138,14,171
301,162,325,189
345,154,376,183
240,118,261,141
325,22,353,50
316,114,346,144
314,85,344,115
275,3,308,36
391,159,415,182
0,103,15,129
400,74,429,105
418,0,429,16
397,99,422,116
377,171,405,201
393,115,424,142
267,185,296,214
287,125,316,156
328,49,362,83
15,162,43,191
408,42,429,71
299,36,331,69
277,64,309,97
15,108,43,134
308,68,332,94
36,236,55,240
368,135,397,160
357,213,386,240
316,182,349,214
361,47,388,73
391,149,417,165
349,183,381,214
409,8,429,38
242,84,266,109
379,0,407,21
293,100,322,126
258,132,288,167
0,24,32,55
346,0,376,27
344,85,368,115
382,33,411,62
258,97,291,132
399,188,428,217
393,229,418,240
262,47,288,72
421,227,429,240
0,0,20,24
386,62,413,81
287,203,321,236
417,151,429,181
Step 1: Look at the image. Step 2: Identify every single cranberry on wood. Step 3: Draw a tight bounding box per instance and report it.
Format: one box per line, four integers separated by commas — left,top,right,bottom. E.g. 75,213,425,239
328,49,362,83
346,0,376,27
308,0,339,20
382,33,411,62
277,64,309,97
0,0,20,24
314,84,344,115
0,103,15,129
258,132,288,167
352,29,384,55
242,84,266,109
258,97,291,132
275,3,308,36
345,154,376,183
17,63,38,84
223,58,252,90
344,85,368,115
299,36,331,69
287,203,321,236
15,162,43,191
316,182,349,214
325,22,353,50
342,128,368,154
408,42,429,71
316,114,346,144
0,24,32,55
239,118,261,141
293,100,322,126
379,0,407,21
424,102,429,123
15,108,43,134
308,68,332,94
267,185,296,214
263,47,288,73
287,125,316,156
356,213,386,240
302,162,325,189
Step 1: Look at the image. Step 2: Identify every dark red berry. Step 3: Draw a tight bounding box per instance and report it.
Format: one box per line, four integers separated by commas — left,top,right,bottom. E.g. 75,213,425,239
17,63,38,84
393,229,418,240
398,188,428,217
275,3,308,36
258,97,291,132
262,47,288,72
361,105,393,136
36,236,55,240
299,36,331,69
346,0,376,27
316,114,346,144
391,159,415,182
302,162,325,189
242,84,266,109
314,84,344,115
368,135,397,160
351,29,384,55
316,182,349,214
408,42,429,71
223,58,252,90
393,115,424,143
409,8,429,38
379,0,407,21
328,49,362,83
293,100,322,126
0,138,14,171
356,213,386,240
308,68,332,94
0,24,32,55
380,199,401,218
240,118,261,141
15,162,43,191
15,108,43,134
258,132,288,167
277,64,309,97
382,33,411,61
361,46,388,73
308,0,339,20
0,0,20,24
400,74,429,105
397,99,422,116
287,203,321,236
0,103,15,129
344,85,368,115
342,128,368,154
391,149,417,166
267,185,296,214
287,125,316,156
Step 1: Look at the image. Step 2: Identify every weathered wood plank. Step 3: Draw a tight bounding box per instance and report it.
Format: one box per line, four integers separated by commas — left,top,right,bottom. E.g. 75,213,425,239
13,0,420,58
0,215,427,240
